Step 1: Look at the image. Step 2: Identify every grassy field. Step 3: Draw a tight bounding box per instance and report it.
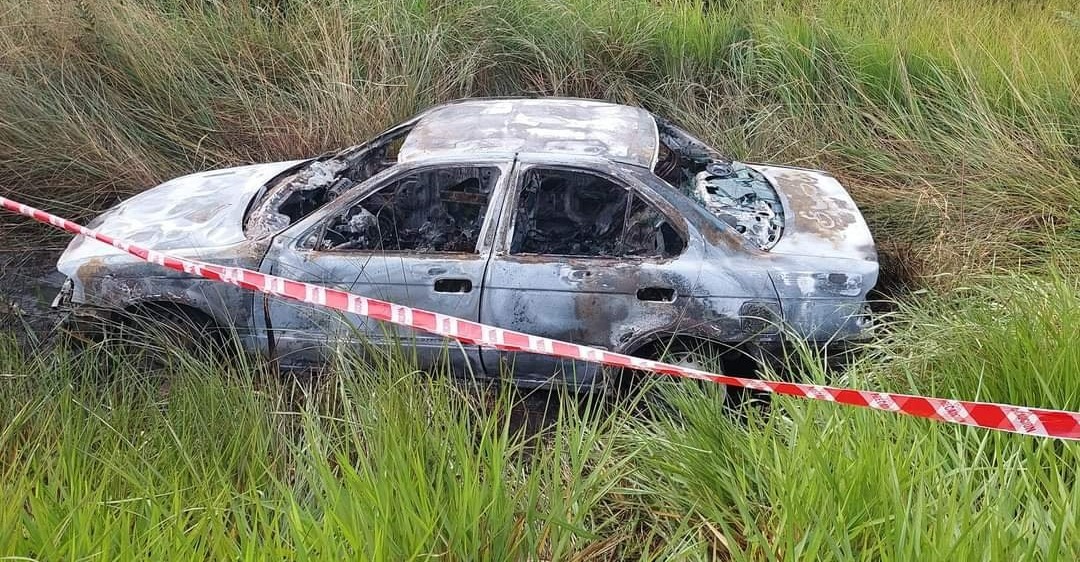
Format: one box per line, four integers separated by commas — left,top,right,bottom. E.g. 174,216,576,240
1,275,1077,559
0,0,1078,559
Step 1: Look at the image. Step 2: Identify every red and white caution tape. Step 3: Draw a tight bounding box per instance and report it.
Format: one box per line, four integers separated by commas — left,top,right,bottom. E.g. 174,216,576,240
3,195,1079,440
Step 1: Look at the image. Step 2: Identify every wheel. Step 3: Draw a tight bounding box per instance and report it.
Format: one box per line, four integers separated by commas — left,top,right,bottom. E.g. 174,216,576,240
112,303,225,374
614,339,770,417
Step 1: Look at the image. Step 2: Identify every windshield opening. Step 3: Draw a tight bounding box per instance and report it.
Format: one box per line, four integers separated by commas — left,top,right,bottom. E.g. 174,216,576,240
654,117,784,250
243,125,412,239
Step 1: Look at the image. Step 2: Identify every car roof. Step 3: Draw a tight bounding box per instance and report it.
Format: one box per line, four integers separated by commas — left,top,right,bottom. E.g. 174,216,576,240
397,98,660,169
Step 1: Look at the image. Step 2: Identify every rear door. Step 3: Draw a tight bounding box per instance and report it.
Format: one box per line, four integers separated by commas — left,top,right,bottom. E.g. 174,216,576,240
256,161,510,372
479,162,698,388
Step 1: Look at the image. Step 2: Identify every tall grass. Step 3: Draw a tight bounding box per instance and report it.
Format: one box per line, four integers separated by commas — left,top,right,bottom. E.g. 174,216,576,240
629,273,1080,559
0,0,1076,282
0,3,1077,557
0,337,640,559
1,274,1076,560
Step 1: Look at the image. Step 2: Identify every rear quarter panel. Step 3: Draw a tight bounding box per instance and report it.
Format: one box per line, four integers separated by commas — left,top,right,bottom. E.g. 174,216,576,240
766,254,878,342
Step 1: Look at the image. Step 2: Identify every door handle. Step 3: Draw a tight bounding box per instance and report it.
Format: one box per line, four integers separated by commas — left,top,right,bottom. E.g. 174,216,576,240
637,287,676,302
434,278,473,293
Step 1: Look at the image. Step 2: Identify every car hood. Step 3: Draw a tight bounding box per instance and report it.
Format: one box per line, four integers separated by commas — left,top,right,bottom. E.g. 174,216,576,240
57,160,304,276
748,164,876,262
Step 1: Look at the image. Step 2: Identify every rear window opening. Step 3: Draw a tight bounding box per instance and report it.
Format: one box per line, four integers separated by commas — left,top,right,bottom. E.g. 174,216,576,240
654,118,785,250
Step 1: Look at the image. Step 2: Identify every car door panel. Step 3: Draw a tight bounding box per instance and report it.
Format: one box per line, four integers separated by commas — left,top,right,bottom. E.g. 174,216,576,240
260,249,489,371
479,163,706,388
255,161,510,374
480,257,711,386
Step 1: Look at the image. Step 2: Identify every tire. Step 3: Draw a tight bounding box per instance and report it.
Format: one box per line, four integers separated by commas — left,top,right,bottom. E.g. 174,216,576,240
615,339,770,417
113,304,224,373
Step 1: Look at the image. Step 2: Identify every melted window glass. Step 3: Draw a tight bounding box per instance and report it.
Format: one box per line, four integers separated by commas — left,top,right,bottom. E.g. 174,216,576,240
245,125,413,238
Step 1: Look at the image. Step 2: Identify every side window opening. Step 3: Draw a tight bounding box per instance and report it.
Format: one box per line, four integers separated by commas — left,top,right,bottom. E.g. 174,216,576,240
623,194,685,258
315,166,499,253
510,168,685,259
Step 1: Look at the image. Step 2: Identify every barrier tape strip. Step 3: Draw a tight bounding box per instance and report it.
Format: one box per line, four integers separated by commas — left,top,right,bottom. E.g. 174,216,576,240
3,195,1078,440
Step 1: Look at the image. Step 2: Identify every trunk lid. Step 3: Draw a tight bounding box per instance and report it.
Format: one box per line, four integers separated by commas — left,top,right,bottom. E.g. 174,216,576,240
749,164,877,262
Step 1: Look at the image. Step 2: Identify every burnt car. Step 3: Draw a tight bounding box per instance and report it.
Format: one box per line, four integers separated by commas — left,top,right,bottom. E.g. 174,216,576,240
55,98,877,388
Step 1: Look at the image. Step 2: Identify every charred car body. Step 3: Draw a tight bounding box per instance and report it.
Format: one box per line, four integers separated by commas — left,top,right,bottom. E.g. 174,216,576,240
55,98,877,388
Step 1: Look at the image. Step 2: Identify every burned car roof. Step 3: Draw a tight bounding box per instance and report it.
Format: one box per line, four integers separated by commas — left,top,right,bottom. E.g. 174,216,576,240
398,99,660,168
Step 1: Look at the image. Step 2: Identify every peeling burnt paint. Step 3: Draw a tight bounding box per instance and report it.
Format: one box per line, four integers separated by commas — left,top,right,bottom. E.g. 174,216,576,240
399,99,659,168
750,165,876,262
770,270,866,297
773,170,857,236
55,97,879,391
68,240,271,348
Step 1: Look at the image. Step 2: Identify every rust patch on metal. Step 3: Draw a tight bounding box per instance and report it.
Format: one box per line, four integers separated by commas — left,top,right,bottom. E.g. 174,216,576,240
772,170,857,240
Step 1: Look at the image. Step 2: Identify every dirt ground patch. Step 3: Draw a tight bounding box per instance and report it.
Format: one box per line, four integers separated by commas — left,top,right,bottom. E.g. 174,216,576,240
0,225,68,340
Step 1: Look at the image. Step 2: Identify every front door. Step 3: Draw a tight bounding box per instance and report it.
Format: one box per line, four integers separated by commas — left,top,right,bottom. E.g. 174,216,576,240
258,162,509,373
479,164,694,388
